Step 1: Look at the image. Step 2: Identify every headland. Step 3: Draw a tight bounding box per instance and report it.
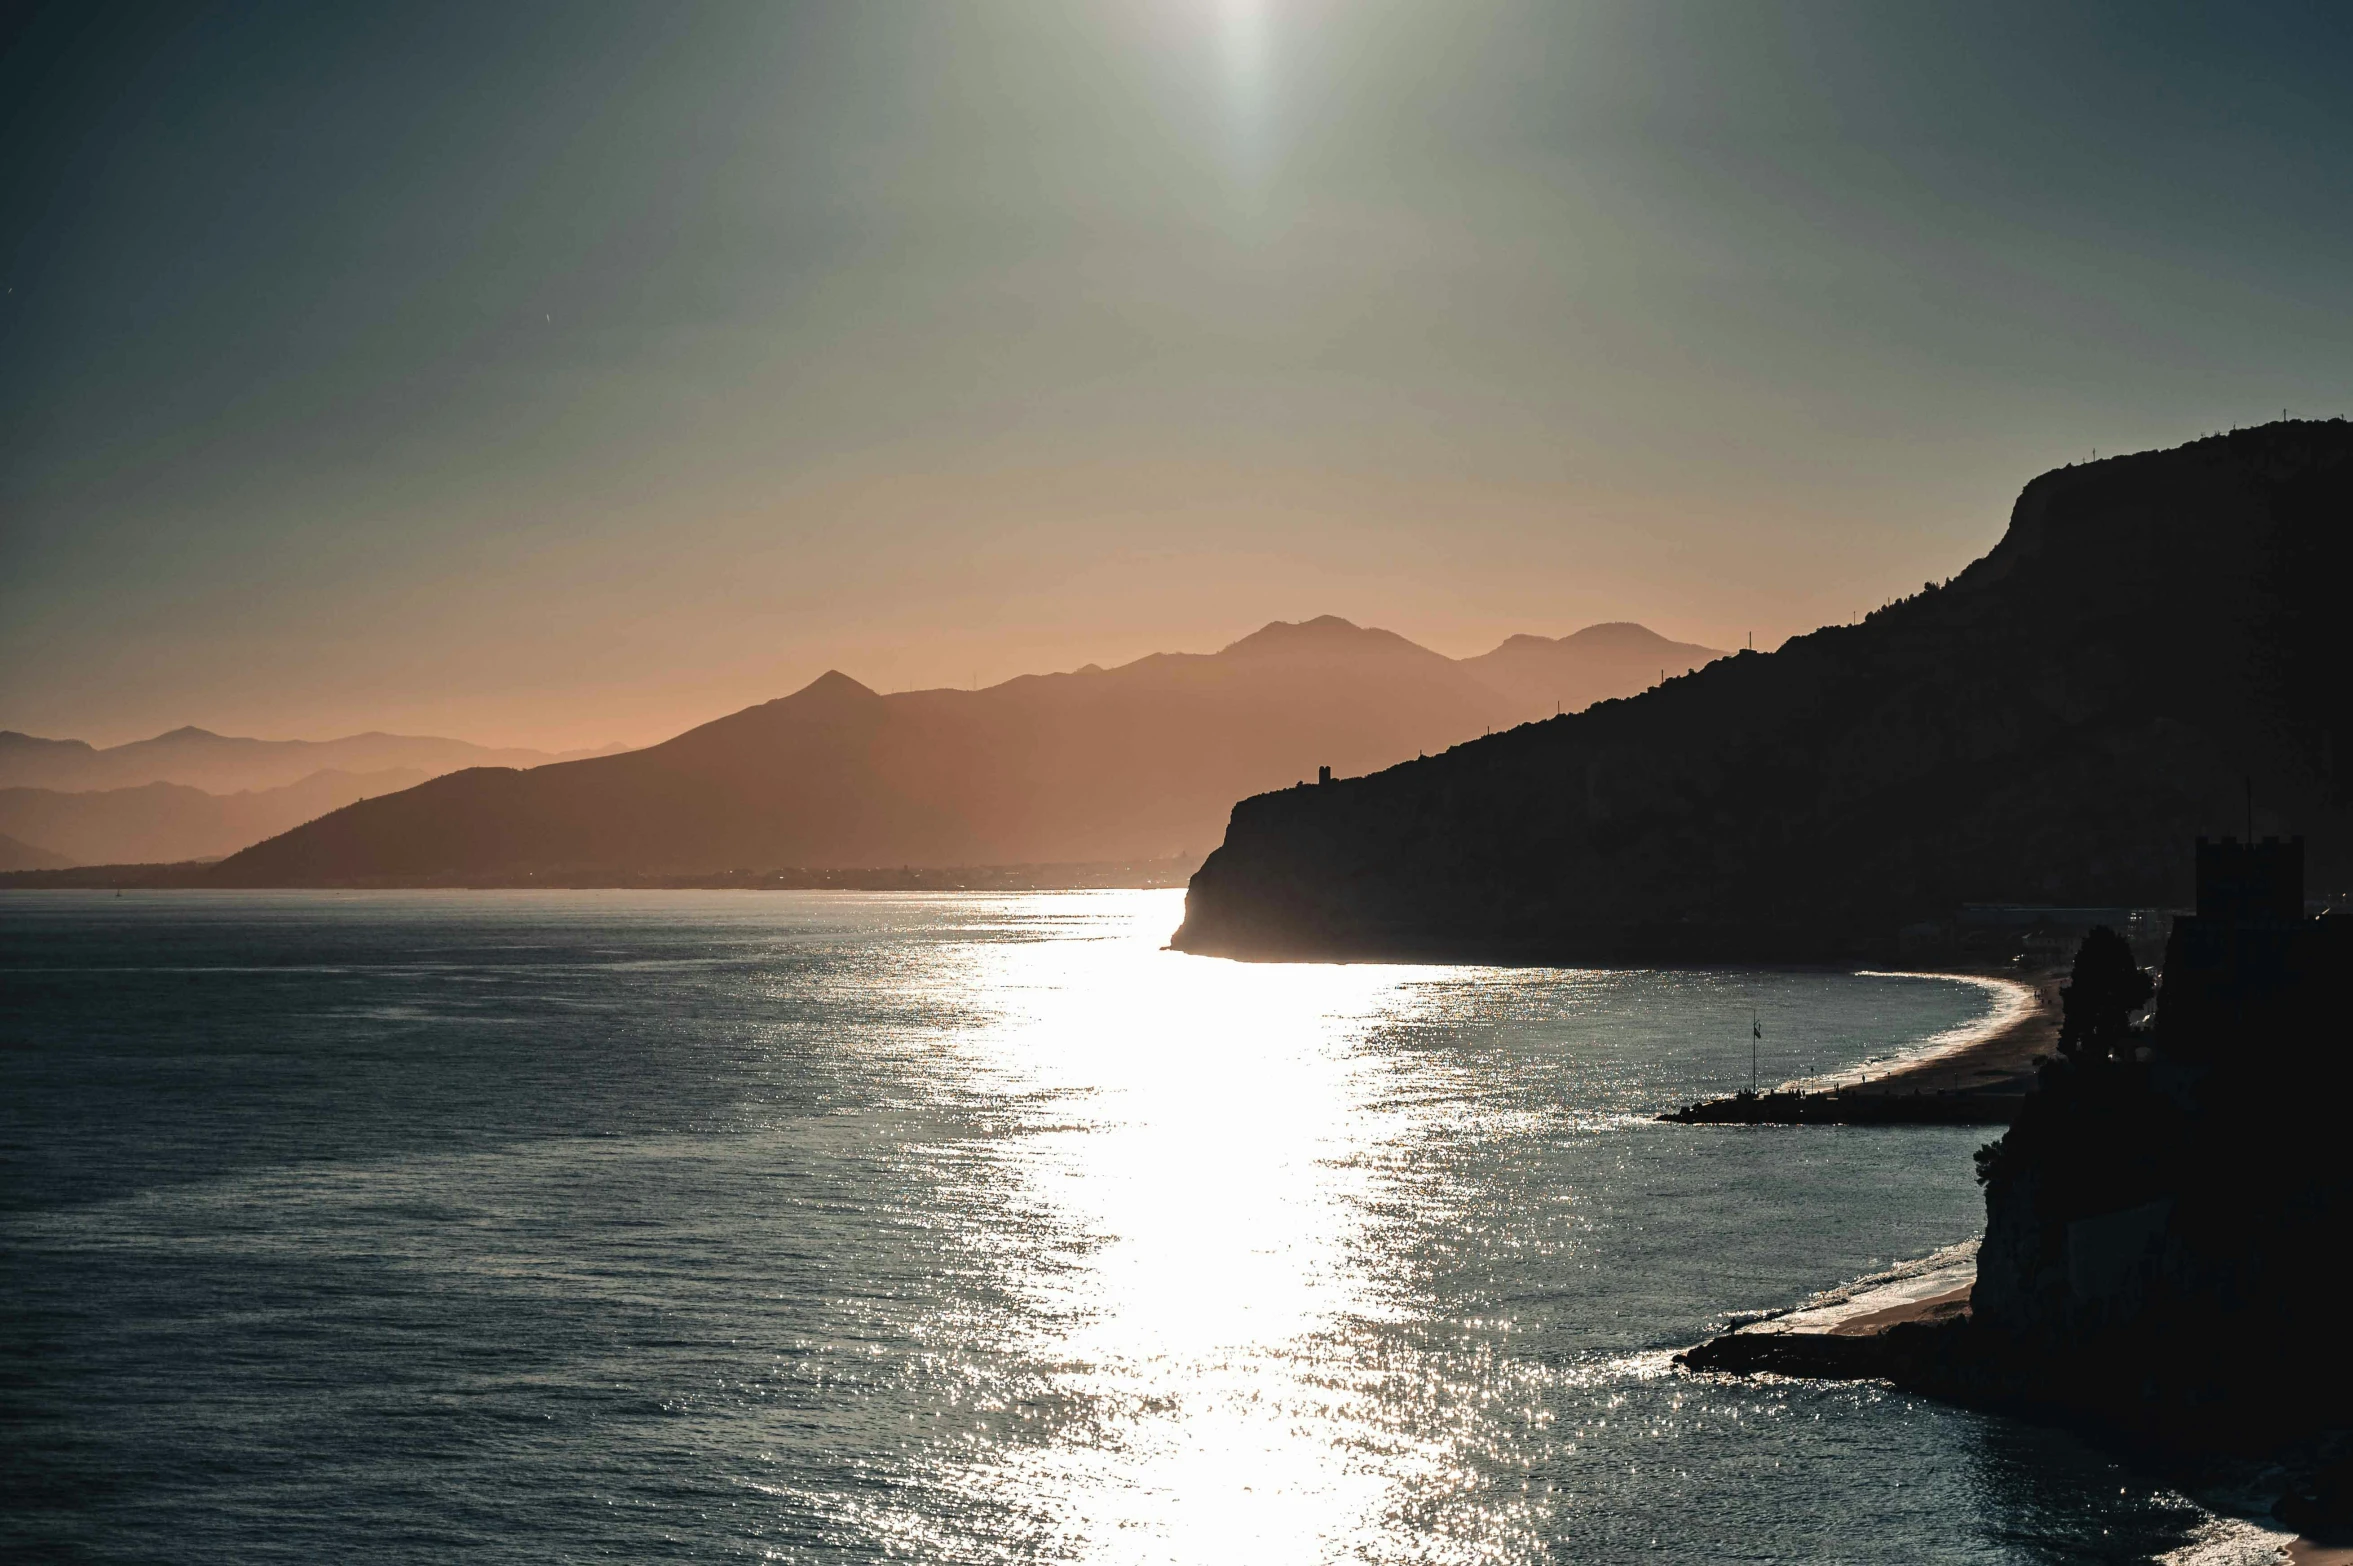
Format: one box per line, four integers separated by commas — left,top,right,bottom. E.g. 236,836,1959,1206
1172,422,2352,971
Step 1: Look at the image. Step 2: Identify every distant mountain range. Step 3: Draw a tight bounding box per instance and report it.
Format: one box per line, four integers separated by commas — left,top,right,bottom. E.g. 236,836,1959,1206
0,831,71,872
0,727,624,796
1174,422,2353,963
1458,623,1727,716
0,728,631,868
74,618,1714,885
0,770,432,867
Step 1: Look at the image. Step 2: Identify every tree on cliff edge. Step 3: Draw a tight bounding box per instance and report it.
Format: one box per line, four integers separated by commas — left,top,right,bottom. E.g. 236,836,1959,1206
2055,926,2154,1063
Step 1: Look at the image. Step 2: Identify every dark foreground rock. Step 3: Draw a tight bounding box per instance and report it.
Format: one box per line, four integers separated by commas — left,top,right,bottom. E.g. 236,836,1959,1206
1684,861,2353,1551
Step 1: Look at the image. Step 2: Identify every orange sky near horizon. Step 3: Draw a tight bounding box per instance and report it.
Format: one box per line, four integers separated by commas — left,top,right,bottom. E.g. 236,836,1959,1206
6,4,2349,751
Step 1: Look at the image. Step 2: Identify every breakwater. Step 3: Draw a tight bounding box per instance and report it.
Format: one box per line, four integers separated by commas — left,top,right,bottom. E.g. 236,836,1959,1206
1660,1085,2021,1125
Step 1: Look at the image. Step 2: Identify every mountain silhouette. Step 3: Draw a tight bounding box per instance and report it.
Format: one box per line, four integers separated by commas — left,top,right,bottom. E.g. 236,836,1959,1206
0,727,625,795
1176,422,2352,962
196,618,1716,885
0,830,71,872
0,769,431,866
1461,623,1726,718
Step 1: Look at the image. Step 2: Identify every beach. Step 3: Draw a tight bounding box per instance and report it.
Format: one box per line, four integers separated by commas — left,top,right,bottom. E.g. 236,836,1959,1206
1663,967,2060,1124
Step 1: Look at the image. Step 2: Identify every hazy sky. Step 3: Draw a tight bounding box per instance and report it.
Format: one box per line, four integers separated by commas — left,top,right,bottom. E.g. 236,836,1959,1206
5,2,2350,748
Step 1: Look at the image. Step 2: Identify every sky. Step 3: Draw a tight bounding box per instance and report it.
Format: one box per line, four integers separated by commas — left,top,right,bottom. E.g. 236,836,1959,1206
4,1,2350,750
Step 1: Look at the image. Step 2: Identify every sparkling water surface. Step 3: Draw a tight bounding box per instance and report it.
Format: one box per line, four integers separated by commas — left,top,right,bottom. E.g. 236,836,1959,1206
1,890,2249,1562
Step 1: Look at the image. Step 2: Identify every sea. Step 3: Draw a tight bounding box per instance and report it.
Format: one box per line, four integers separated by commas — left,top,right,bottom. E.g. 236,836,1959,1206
0,890,2293,1563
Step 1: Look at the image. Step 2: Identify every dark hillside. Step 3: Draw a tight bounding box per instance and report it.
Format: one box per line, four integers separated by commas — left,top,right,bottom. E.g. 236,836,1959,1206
1174,422,2353,962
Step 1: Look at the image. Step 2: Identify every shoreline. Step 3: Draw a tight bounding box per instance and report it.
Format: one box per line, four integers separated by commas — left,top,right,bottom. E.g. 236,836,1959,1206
1788,970,2053,1093
1660,967,2061,1125
1680,1251,2352,1559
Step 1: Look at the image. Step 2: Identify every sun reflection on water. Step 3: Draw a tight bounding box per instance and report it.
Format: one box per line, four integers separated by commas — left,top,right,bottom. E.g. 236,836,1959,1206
772,890,2185,1564
1,889,2230,1563
886,892,1535,1564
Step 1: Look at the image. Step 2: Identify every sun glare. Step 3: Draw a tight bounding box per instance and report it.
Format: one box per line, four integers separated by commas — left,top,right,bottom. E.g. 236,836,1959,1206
890,891,1504,1561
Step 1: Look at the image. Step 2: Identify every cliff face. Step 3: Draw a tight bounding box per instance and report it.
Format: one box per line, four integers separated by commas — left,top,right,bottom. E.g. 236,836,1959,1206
1966,903,2351,1444
1175,423,2353,962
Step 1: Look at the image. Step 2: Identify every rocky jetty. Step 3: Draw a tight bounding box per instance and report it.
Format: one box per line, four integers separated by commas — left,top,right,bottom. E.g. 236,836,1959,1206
1660,1084,2020,1125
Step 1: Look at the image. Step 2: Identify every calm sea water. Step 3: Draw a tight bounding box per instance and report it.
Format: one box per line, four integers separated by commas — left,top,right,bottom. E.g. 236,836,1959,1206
0,890,2269,1563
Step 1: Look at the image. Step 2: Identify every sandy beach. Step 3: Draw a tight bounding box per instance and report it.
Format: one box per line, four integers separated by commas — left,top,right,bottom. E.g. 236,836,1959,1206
1661,967,2063,1125
1838,969,2061,1100
1687,1231,2353,1564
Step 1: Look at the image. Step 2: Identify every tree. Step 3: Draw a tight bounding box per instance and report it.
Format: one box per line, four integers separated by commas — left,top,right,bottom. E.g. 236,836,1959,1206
2055,925,2154,1062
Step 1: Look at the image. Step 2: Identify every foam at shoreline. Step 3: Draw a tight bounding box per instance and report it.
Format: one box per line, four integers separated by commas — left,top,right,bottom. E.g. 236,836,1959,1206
1719,1238,1981,1336
1775,971,2040,1092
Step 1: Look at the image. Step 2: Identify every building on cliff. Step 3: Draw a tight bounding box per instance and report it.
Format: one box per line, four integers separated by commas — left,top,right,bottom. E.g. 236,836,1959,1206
1967,834,2350,1445
2156,836,2333,1057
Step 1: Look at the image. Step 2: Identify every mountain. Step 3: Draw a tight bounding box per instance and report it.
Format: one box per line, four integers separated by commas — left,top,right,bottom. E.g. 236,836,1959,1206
0,727,626,795
193,615,1706,885
1460,623,1726,719
1174,421,2353,962
0,769,431,867
0,831,70,872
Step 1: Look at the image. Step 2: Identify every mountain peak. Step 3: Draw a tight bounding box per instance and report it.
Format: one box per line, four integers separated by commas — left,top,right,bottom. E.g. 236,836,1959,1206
1471,622,1724,662
1561,622,1680,650
789,670,880,701
1219,616,1433,659
1479,623,1681,656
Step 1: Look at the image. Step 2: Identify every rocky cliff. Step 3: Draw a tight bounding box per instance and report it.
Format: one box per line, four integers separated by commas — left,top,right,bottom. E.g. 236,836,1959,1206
1962,860,2352,1447
1174,423,2353,963
1679,866,2351,1469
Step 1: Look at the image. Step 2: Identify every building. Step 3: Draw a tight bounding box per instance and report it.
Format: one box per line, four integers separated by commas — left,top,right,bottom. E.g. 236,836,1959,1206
2156,836,2343,1057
